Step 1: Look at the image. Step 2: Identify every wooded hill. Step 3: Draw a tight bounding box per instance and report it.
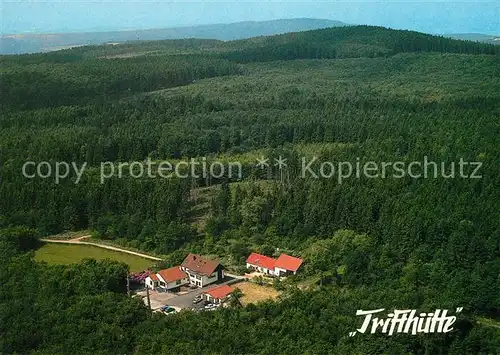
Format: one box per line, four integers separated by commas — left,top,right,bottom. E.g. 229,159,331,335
0,18,347,54
0,26,499,354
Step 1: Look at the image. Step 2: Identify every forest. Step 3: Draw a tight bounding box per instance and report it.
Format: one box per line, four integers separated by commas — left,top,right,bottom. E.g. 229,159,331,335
0,25,499,353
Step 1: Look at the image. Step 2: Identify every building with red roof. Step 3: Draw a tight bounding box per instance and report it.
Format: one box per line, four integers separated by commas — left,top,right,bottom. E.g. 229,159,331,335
145,254,224,290
204,284,233,303
246,252,277,276
145,271,159,289
158,266,189,284
274,254,304,276
145,266,189,291
246,252,304,276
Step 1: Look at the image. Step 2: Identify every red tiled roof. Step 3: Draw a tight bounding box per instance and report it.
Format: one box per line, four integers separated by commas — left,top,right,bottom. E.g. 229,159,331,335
205,285,233,299
275,254,303,272
181,253,221,276
157,266,188,283
246,252,276,270
149,273,159,282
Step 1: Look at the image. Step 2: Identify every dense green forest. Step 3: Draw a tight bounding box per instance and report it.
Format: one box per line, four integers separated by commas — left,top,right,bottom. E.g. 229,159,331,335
1,26,499,353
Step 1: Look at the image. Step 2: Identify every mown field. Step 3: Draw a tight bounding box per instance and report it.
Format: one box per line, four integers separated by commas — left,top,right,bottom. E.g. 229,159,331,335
34,243,153,272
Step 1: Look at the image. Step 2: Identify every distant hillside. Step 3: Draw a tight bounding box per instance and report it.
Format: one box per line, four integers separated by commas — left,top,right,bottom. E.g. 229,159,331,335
2,25,497,111
445,33,500,45
0,18,347,55
219,26,500,63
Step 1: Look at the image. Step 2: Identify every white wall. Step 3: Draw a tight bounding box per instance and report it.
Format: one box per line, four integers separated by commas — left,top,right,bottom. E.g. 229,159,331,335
184,268,220,287
202,272,219,286
145,276,156,289
275,267,287,276
188,274,202,287
157,275,189,290
246,263,276,276
166,278,189,289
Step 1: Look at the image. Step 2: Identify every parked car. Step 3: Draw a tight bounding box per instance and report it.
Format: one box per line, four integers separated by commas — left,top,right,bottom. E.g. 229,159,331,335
193,294,204,304
160,305,176,314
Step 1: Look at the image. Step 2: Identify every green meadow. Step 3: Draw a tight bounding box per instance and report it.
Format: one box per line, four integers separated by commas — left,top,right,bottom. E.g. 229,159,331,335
34,243,153,272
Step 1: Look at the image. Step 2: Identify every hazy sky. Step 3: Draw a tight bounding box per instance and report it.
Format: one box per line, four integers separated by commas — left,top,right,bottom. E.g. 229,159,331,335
2,1,499,35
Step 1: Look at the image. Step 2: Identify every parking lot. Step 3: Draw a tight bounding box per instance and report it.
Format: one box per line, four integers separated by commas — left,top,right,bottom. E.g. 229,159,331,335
135,289,178,311
135,275,242,311
167,287,207,310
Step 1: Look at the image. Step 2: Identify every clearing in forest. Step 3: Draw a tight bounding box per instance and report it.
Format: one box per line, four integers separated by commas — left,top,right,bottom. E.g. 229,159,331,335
236,281,280,305
34,243,153,272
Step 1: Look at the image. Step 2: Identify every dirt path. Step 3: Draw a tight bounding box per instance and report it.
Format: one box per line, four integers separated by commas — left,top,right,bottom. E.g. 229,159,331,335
69,235,92,242
40,236,162,261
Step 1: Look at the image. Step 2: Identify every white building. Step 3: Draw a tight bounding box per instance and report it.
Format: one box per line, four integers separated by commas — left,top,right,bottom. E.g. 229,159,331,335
180,253,224,288
145,266,189,291
145,273,159,289
204,284,233,304
246,252,303,277
274,253,303,276
246,252,277,276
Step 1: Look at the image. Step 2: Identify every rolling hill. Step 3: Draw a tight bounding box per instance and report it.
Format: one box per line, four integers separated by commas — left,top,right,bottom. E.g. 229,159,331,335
0,18,347,55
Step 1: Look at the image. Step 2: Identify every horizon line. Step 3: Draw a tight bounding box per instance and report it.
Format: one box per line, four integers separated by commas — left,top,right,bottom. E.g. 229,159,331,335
2,17,499,37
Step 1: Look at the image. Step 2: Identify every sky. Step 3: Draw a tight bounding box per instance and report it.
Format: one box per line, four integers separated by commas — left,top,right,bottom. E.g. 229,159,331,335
2,1,499,35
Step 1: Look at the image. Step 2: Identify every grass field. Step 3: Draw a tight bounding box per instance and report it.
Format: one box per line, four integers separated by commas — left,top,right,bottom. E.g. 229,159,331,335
34,243,153,272
236,282,280,306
